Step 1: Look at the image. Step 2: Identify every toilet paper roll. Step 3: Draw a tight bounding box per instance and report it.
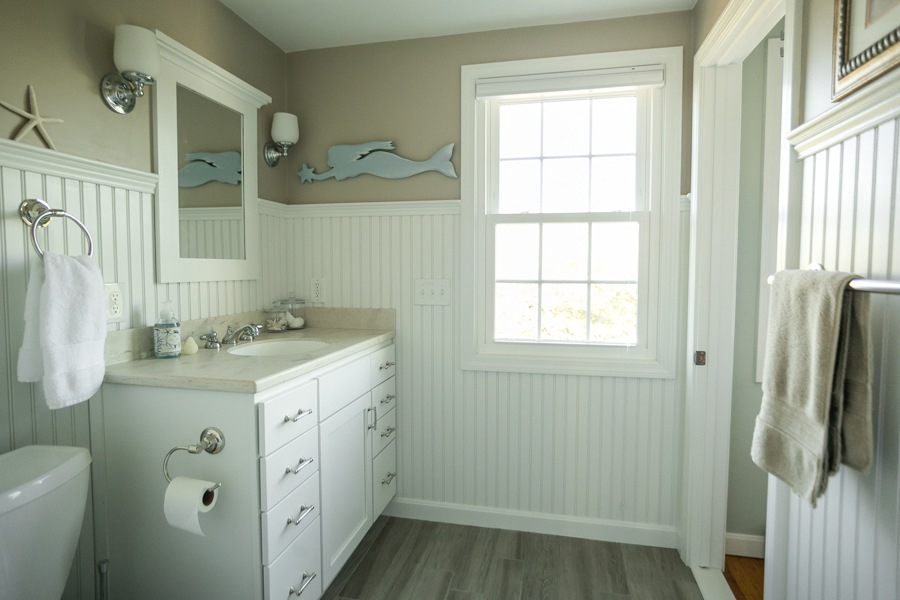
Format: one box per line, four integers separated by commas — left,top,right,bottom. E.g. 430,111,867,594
163,476,219,535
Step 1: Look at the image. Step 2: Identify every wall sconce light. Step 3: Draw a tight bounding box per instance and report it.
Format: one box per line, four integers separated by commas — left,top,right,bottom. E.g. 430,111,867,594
264,112,300,167
100,25,160,115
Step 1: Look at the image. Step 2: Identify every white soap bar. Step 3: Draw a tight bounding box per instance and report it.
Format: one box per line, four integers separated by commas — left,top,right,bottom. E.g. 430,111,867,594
182,336,199,355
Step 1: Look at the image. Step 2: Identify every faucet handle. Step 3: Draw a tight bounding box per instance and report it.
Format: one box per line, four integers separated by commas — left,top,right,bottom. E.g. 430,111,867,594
199,331,221,350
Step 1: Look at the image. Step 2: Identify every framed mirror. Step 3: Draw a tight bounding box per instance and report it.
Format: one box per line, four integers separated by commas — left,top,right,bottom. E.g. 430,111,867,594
154,31,271,282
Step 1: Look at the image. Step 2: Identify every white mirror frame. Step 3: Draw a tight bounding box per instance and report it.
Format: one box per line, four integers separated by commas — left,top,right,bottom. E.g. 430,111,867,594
154,31,271,282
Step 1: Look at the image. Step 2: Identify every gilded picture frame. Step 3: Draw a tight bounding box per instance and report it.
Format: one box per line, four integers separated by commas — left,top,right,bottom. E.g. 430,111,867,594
833,0,900,100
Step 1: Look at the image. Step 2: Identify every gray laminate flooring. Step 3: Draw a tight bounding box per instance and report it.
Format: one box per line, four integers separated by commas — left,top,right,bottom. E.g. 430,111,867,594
322,516,704,600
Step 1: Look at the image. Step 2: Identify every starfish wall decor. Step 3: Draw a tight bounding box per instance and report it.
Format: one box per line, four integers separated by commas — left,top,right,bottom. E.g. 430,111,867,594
0,85,63,150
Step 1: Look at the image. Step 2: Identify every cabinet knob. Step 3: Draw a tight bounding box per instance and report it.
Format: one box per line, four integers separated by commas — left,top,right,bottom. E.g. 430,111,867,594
284,408,313,423
289,571,317,596
379,360,396,370
380,394,396,405
381,471,397,485
380,426,396,438
285,456,314,475
286,504,315,526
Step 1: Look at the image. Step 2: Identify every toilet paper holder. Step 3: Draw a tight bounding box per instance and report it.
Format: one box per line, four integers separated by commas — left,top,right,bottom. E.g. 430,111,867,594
163,427,225,490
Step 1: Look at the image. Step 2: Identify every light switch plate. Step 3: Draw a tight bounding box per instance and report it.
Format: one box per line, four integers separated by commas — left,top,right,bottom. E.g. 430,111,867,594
414,279,451,305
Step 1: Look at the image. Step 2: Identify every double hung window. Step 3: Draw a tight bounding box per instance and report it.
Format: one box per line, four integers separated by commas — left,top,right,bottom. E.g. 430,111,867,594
460,48,683,377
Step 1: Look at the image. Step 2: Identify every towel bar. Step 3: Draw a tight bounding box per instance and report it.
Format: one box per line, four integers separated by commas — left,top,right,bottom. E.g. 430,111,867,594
767,263,900,295
18,198,94,258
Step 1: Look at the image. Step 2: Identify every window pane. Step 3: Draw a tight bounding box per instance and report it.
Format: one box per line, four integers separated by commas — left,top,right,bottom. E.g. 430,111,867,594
542,158,589,213
495,283,539,340
543,100,590,157
591,222,639,281
542,223,588,280
499,159,541,213
495,224,539,280
591,156,636,212
592,96,636,155
541,284,587,341
500,103,541,158
590,284,637,344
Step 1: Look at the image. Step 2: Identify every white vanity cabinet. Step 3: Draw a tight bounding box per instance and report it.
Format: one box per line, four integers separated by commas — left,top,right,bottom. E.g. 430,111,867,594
318,344,397,587
100,340,395,600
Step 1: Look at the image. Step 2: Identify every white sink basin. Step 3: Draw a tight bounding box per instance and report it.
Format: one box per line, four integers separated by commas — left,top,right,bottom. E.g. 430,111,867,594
228,339,329,357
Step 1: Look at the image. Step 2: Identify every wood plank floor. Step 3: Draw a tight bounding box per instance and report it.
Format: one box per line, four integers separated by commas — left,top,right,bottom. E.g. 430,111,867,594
724,555,764,600
322,517,704,600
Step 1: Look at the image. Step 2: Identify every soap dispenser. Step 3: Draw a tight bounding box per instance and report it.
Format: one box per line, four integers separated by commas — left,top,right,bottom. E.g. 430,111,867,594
154,302,181,358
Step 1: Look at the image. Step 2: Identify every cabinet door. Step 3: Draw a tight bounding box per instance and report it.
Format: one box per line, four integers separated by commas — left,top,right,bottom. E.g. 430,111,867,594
319,392,373,587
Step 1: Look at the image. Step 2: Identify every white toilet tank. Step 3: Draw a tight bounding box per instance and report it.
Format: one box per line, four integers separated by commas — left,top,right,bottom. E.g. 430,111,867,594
0,445,91,600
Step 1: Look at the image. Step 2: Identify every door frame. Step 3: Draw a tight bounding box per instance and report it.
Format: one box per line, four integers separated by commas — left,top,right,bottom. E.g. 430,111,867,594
680,0,803,570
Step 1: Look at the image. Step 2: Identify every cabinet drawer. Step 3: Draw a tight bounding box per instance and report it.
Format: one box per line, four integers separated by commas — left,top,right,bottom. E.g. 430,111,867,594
373,440,397,517
260,427,319,510
262,472,320,564
264,516,322,600
372,377,396,409
318,355,370,420
373,407,396,458
259,380,318,455
370,345,396,385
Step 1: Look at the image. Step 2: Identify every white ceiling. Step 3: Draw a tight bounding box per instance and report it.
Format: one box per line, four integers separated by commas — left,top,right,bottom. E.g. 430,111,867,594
218,0,697,52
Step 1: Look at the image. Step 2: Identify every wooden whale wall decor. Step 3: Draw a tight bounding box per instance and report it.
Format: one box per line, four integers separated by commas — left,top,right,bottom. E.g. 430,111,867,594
298,141,457,183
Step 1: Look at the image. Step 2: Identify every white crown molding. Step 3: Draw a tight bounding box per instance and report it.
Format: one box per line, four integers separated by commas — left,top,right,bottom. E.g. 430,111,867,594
156,31,271,108
788,70,900,159
0,139,158,193
258,198,461,218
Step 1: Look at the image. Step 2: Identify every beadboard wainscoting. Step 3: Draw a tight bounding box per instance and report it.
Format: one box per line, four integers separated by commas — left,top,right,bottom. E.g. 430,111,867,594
258,199,690,548
178,206,245,260
765,100,900,599
0,140,259,600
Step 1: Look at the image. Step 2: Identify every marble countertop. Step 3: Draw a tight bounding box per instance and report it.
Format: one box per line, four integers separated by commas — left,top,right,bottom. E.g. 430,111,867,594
103,327,394,394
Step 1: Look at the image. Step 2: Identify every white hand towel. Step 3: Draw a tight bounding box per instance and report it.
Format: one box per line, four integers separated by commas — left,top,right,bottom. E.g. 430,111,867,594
17,259,45,382
17,253,106,410
751,270,873,506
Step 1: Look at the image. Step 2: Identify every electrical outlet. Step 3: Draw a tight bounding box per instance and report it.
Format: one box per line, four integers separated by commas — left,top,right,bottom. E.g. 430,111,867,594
414,279,451,305
104,283,125,322
310,278,325,303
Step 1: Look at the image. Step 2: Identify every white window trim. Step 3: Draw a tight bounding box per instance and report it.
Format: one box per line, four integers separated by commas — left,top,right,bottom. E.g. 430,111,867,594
460,47,683,378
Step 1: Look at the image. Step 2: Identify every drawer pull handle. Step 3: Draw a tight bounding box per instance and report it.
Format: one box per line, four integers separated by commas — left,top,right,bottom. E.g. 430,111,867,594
379,360,396,370
284,408,313,423
285,456,315,475
289,571,317,596
287,504,315,526
380,394,396,404
380,426,396,438
367,406,378,430
382,471,397,485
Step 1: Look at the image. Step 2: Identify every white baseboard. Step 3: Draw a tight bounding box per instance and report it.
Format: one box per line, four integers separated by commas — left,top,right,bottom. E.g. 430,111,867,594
384,497,678,548
725,532,766,558
692,566,736,600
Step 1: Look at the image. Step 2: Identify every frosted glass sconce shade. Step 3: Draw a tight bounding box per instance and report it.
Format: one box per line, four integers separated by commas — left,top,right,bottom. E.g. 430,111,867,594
113,25,160,77
264,112,300,167
101,24,160,115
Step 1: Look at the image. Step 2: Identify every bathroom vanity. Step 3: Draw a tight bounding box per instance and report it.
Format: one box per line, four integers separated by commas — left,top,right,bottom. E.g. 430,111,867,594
101,328,396,599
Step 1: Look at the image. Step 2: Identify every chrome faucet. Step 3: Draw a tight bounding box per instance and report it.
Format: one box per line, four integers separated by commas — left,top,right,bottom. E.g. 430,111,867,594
222,324,261,344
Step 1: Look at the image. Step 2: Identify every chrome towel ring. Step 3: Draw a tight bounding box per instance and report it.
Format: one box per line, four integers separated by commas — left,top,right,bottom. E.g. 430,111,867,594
18,198,94,258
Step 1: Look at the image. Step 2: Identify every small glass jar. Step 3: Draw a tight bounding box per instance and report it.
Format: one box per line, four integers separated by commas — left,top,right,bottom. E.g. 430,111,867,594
264,305,287,333
280,294,306,329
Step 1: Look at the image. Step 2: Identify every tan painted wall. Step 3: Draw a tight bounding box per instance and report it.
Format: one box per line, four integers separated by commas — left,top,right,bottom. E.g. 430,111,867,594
285,12,695,204
0,0,288,202
692,0,731,51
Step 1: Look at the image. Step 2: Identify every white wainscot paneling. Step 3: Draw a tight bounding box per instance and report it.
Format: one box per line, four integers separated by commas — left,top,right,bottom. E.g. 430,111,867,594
178,207,245,260
769,117,900,600
0,140,260,599
259,199,683,547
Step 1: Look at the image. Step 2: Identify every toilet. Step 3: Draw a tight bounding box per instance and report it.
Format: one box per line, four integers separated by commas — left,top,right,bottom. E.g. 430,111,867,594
0,445,92,600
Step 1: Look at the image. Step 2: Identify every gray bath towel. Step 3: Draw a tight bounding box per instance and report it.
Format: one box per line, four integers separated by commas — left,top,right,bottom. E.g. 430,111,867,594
751,270,873,506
